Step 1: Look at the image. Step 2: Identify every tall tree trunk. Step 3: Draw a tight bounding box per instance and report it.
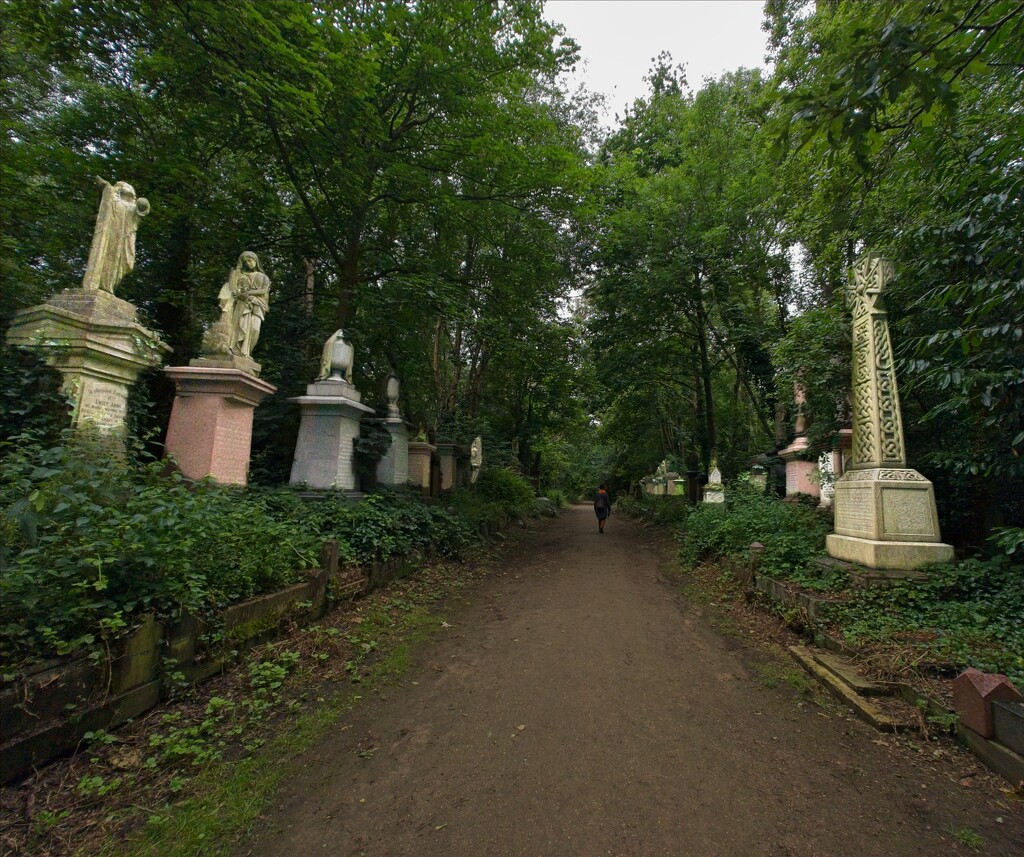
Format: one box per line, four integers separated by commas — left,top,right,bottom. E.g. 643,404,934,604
337,227,362,329
694,270,717,462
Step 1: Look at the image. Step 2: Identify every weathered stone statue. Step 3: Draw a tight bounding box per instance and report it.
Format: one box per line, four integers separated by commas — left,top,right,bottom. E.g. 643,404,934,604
216,251,270,359
316,329,354,383
826,251,952,570
82,177,150,295
470,436,483,483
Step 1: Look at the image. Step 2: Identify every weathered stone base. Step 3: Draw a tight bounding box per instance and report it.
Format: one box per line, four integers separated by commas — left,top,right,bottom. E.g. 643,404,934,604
377,419,409,486
189,354,261,376
437,441,458,492
825,533,954,570
832,467,942,541
5,289,170,442
407,441,436,495
164,367,276,485
778,436,821,501
289,386,374,490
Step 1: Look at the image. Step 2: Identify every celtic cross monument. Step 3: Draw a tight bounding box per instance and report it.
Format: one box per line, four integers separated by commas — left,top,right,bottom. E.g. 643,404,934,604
826,251,953,569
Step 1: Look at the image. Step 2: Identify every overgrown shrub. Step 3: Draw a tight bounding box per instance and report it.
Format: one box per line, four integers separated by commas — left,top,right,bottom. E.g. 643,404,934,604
543,488,569,508
0,444,486,672
0,440,319,668
678,482,831,583
473,468,535,514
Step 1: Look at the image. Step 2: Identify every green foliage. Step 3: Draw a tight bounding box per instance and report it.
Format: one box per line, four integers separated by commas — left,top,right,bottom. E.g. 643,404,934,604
473,468,536,514
0,441,320,667
0,348,72,444
542,488,569,509
766,0,1024,549
0,441,485,672
587,65,782,483
678,483,831,584
830,556,1024,685
619,494,694,528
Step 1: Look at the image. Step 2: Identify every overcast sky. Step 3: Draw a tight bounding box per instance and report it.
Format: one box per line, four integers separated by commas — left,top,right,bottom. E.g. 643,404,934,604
545,0,770,123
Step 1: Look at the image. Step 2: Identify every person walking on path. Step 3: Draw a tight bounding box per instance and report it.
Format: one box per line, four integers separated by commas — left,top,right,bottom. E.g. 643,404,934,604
593,483,611,533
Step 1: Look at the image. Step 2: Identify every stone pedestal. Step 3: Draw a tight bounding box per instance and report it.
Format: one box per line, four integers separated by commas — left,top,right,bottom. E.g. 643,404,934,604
289,380,375,490
826,468,954,569
436,441,458,492
407,441,436,495
164,367,276,485
376,418,409,487
778,436,820,501
6,289,170,443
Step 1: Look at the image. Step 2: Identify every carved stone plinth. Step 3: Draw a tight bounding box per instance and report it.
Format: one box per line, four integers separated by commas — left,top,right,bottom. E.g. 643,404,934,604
6,289,170,444
376,418,409,487
164,367,276,485
407,442,436,495
827,468,953,569
826,252,953,570
289,380,374,491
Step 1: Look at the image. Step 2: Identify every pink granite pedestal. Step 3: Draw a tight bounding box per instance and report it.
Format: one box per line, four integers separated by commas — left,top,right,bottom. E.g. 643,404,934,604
163,367,276,485
779,436,820,502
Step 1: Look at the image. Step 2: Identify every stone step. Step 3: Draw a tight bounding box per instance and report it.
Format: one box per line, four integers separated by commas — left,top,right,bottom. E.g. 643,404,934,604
810,649,891,697
789,645,913,732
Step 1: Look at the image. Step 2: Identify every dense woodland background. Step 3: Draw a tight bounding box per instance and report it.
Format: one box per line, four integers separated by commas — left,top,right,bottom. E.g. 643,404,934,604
2,0,1022,553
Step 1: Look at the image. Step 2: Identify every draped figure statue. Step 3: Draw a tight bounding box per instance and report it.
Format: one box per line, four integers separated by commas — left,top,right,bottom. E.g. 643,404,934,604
217,251,271,358
82,177,150,294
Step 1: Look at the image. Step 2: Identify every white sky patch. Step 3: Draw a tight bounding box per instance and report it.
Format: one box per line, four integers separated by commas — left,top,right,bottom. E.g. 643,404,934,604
546,0,770,124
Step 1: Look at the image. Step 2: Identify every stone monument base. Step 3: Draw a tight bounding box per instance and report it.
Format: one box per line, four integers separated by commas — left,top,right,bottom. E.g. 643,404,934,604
825,533,954,570
6,289,170,441
289,380,374,491
779,436,820,502
408,441,436,495
190,354,262,377
377,419,409,487
164,366,276,485
828,467,953,570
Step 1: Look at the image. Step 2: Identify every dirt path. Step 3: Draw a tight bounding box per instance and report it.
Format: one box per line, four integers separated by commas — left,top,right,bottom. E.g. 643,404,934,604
239,506,1022,857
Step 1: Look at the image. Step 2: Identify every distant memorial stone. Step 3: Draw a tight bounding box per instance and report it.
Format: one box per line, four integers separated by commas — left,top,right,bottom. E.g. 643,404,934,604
377,373,409,487
778,381,820,502
470,436,483,483
704,461,725,503
289,330,373,490
5,177,168,446
825,252,953,570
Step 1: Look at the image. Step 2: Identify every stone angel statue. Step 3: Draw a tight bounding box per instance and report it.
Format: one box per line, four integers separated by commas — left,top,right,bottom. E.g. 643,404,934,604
82,177,150,295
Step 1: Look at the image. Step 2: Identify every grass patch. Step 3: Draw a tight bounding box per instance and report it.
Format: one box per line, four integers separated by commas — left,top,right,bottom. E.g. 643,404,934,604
94,599,443,857
949,824,983,852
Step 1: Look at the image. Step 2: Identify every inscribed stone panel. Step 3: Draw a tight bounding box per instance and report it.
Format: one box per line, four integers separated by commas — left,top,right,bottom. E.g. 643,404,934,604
836,486,874,537
881,488,935,538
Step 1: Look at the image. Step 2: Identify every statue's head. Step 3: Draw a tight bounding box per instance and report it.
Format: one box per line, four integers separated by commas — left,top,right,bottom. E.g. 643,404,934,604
115,182,137,203
238,251,261,272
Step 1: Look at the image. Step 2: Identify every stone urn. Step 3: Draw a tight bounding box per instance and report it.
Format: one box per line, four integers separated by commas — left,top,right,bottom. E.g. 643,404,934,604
327,336,354,381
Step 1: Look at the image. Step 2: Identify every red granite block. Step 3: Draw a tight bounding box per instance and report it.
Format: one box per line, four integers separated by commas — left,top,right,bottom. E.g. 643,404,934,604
952,668,1024,738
